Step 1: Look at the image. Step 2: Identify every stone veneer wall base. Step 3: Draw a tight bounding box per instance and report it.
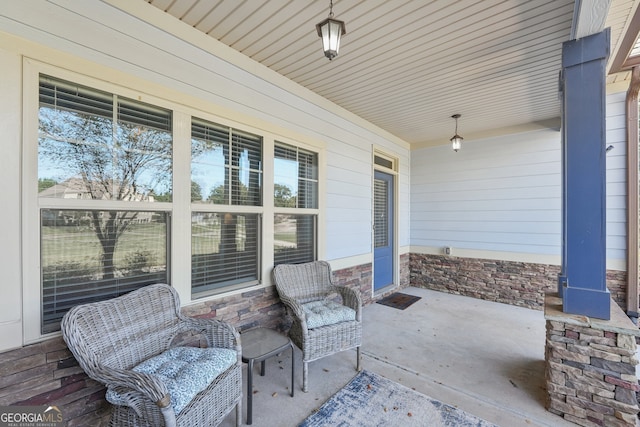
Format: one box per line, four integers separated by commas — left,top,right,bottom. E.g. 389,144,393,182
410,253,627,311
544,294,640,427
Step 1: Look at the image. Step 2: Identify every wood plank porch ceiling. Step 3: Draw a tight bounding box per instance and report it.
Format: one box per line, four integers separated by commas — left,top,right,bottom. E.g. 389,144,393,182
147,0,636,147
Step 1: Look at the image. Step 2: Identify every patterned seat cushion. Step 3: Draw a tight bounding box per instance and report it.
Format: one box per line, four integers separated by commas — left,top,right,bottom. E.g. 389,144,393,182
106,346,236,415
302,300,356,329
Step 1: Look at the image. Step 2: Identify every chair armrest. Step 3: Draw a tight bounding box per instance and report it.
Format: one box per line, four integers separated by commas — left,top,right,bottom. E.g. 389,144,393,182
331,286,362,321
96,366,171,407
101,367,178,426
279,295,309,329
180,317,241,357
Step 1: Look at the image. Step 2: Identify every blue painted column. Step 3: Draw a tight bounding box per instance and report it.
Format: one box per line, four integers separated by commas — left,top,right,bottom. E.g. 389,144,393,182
560,28,611,320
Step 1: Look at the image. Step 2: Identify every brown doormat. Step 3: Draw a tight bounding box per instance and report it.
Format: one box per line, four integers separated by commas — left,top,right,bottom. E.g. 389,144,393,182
376,292,421,310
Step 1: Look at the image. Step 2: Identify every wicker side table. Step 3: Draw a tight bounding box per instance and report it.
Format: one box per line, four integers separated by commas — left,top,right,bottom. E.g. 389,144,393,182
241,327,294,425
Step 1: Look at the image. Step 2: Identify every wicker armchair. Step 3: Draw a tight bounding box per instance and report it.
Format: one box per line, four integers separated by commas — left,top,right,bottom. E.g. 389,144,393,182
273,261,362,392
61,283,242,427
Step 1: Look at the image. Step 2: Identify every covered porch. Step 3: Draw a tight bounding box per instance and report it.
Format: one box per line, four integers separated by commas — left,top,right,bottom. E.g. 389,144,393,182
220,287,577,427
1,0,640,426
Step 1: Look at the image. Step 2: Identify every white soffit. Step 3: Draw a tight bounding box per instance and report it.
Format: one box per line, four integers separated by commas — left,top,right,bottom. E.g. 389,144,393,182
135,0,633,147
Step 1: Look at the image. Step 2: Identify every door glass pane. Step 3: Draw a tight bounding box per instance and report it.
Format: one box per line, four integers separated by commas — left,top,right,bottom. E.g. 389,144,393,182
374,155,393,170
374,178,388,247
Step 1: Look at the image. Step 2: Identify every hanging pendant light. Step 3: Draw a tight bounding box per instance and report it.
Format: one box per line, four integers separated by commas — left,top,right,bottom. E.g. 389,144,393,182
316,0,346,60
450,114,463,152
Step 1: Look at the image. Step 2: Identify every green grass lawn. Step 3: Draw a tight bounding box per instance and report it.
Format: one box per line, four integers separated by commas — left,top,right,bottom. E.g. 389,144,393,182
41,221,167,270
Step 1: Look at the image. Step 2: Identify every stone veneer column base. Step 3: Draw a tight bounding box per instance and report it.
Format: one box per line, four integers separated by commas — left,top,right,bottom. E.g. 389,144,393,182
544,294,640,426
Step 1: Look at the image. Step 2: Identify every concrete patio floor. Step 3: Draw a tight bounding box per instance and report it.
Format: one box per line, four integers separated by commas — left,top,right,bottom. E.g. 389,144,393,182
220,287,577,427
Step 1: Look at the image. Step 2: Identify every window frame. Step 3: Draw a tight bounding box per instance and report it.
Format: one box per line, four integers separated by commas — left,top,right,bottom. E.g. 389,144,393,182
273,141,320,265
22,59,326,344
24,64,177,342
189,116,265,299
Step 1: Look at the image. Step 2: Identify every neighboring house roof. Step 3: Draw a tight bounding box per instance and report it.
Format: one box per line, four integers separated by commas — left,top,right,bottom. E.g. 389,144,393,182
39,177,153,202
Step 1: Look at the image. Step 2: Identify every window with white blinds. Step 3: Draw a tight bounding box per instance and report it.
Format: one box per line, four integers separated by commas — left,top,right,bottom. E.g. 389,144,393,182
274,142,318,265
37,75,173,334
29,68,324,339
274,214,316,265
191,117,263,206
39,75,173,202
191,212,260,295
190,117,263,296
274,143,318,208
41,209,168,333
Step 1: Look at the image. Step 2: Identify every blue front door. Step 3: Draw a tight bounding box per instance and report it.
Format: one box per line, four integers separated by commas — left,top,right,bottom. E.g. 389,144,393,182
374,170,394,291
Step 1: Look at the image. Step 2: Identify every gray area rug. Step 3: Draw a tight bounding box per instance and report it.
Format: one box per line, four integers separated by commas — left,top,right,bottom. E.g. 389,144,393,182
299,370,498,427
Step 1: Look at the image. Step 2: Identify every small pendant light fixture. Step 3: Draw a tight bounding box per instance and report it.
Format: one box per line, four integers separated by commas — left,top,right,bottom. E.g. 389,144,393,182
450,114,463,152
316,0,346,60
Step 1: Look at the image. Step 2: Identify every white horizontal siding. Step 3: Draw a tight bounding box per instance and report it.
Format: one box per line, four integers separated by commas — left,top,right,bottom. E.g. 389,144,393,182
411,91,629,268
417,209,560,223
398,158,411,247
326,165,371,187
605,90,628,265
413,185,559,200
410,128,562,257
324,144,373,258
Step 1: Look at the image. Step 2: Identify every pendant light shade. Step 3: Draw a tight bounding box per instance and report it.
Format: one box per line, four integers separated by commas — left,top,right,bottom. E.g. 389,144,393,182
450,114,463,152
316,0,346,60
